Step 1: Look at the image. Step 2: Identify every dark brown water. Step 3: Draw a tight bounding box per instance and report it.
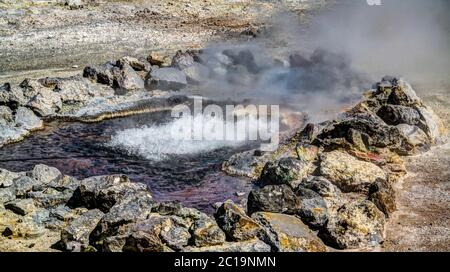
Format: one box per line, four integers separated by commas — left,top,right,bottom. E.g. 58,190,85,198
0,111,255,213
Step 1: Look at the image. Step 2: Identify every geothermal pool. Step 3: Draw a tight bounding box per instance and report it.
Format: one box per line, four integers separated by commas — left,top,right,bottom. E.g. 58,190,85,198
0,110,257,213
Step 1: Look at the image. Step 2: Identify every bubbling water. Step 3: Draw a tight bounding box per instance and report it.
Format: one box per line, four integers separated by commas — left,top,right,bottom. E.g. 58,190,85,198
107,113,264,161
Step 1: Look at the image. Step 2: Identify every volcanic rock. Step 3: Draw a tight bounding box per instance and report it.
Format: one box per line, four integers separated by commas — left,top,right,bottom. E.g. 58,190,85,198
247,184,300,215
252,212,327,252
171,50,197,70
295,187,329,229
0,168,20,188
214,200,261,241
258,157,312,188
301,176,341,198
30,164,62,185
67,174,148,212
183,239,271,252
13,176,40,197
14,107,43,130
190,216,226,247
319,150,387,193
368,178,396,216
113,62,145,91
319,200,385,249
60,209,104,250
0,188,16,203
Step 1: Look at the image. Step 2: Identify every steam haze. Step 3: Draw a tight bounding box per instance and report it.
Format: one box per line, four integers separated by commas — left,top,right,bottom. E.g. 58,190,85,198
189,0,449,123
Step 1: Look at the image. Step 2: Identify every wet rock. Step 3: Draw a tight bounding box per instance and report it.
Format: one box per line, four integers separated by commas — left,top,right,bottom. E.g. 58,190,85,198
214,200,261,241
252,212,327,252
258,157,312,188
319,200,385,249
191,216,226,247
247,185,300,215
0,187,16,203
376,104,421,126
14,107,43,130
147,67,187,91
221,149,272,179
68,174,148,212
295,187,328,229
5,199,36,216
171,50,197,70
183,239,271,252
319,150,387,193
368,179,396,216
30,164,62,184
301,176,340,198
0,168,20,188
60,209,104,250
114,62,145,91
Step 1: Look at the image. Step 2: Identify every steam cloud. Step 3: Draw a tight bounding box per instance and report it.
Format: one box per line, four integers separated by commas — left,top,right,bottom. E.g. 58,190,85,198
189,0,450,121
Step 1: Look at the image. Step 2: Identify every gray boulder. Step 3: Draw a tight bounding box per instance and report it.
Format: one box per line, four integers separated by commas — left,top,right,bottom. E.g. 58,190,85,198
114,62,145,91
0,187,16,203
30,164,62,184
295,187,329,229
247,184,300,215
301,176,341,198
258,157,312,188
61,209,104,251
147,67,187,91
68,174,149,212
14,107,43,130
0,168,20,188
171,50,197,70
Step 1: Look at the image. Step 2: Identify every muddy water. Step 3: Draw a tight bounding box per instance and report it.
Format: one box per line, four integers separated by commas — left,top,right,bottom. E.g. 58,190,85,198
0,111,255,213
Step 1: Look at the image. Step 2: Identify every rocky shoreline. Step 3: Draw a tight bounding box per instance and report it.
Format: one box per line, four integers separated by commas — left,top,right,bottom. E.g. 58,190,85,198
0,62,445,251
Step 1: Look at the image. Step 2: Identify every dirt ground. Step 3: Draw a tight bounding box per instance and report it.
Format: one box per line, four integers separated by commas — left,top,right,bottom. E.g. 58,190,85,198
383,86,450,252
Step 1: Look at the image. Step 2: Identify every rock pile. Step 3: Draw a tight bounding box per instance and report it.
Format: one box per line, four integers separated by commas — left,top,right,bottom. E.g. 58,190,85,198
225,76,444,249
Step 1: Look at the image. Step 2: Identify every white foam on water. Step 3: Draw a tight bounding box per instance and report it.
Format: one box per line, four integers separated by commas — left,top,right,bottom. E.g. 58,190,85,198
107,114,266,161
